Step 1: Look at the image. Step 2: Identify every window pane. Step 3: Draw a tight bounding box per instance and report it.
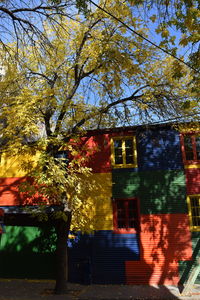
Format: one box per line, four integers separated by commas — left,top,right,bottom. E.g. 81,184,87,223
191,197,199,207
118,209,126,219
114,140,123,164
128,218,136,228
115,199,139,231
126,155,134,164
117,200,125,209
196,137,200,160
196,217,200,226
184,136,194,160
116,199,126,229
190,196,200,228
128,200,135,210
116,201,126,219
128,200,137,228
125,139,134,164
125,139,133,148
117,219,126,228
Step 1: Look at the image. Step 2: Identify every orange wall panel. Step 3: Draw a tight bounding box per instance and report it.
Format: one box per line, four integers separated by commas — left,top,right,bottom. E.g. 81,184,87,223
0,177,45,206
126,214,192,285
0,177,25,206
125,260,179,285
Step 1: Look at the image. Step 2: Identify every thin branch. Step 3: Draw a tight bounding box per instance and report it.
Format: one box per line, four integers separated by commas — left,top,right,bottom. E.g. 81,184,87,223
89,0,200,74
69,85,149,137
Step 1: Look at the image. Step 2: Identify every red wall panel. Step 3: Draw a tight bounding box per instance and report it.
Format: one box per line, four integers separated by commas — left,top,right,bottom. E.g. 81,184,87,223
79,134,111,173
185,168,200,195
126,214,192,285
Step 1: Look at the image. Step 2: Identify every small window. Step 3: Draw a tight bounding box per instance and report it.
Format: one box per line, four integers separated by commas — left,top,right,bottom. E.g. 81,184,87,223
181,134,200,163
111,137,137,168
187,195,200,231
113,198,139,233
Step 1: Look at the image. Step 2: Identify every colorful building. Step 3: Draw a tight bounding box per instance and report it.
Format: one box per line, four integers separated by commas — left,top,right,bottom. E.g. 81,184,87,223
1,123,200,284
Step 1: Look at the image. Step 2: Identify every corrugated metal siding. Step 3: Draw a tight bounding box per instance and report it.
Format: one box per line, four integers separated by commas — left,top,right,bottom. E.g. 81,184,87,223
0,153,39,177
79,134,111,173
0,177,27,206
0,225,56,279
79,172,113,231
185,169,200,195
112,168,139,199
126,260,179,285
68,231,140,284
112,169,187,214
126,214,192,285
0,177,47,206
68,233,93,284
137,129,183,171
92,231,140,284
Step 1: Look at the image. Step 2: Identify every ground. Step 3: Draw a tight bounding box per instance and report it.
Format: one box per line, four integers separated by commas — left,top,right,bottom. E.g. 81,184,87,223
1,279,200,300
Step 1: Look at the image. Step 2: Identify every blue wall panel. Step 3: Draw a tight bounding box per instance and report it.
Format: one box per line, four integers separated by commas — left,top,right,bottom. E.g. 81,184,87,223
68,231,140,284
92,231,140,284
137,129,183,171
68,233,92,283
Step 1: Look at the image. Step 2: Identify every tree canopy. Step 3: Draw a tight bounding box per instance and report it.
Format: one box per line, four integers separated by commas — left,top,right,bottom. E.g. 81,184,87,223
127,0,200,89
0,0,199,294
0,0,198,232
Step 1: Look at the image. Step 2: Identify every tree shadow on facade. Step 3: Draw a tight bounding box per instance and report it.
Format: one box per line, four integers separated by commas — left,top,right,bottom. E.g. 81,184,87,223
112,128,192,286
0,215,56,279
0,127,194,296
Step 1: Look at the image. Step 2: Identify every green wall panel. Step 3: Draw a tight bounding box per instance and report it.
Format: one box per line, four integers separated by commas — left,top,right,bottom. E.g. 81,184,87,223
112,169,187,214
0,226,41,252
0,225,56,279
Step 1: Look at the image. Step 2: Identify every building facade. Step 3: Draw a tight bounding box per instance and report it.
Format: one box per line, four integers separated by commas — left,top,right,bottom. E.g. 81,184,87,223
0,124,200,284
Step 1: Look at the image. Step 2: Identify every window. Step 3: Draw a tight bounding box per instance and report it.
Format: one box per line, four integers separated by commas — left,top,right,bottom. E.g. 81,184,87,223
113,198,139,233
187,195,200,231
111,136,137,168
181,134,200,163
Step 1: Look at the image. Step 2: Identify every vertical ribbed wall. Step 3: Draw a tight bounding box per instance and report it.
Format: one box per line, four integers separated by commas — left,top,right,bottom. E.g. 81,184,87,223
0,226,56,279
111,128,192,285
67,127,192,285
126,214,192,284
0,125,196,284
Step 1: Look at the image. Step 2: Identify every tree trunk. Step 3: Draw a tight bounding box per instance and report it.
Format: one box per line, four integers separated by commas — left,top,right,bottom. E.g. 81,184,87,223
54,212,71,294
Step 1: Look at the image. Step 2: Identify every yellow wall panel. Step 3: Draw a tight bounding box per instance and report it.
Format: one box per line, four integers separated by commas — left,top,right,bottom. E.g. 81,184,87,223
84,173,113,231
0,153,39,178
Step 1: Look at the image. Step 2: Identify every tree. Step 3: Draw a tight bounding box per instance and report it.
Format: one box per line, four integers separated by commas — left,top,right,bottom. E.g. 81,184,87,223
1,1,199,90
0,0,88,48
90,1,199,93
0,0,198,294
126,0,199,85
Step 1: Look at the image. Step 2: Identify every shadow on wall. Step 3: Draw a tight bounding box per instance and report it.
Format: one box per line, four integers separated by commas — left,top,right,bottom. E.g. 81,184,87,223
112,127,192,286
0,175,57,279
125,213,192,285
77,133,112,173
0,176,45,206
137,128,183,171
0,127,193,288
68,231,139,284
0,224,56,279
112,169,187,214
112,168,192,285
